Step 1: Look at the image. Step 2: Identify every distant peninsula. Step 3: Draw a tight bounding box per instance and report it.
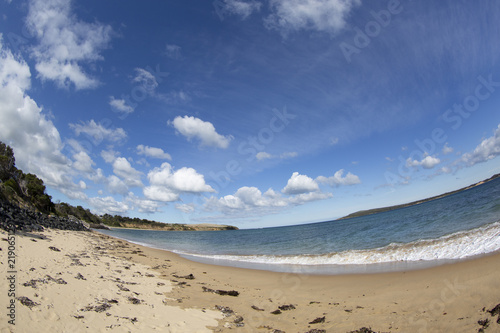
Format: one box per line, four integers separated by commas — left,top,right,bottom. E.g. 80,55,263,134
338,173,500,220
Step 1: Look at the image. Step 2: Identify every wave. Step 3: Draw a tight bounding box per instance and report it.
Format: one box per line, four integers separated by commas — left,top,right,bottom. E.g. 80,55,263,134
179,221,500,266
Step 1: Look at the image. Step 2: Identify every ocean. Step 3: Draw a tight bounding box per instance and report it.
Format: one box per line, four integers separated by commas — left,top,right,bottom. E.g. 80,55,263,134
97,177,500,275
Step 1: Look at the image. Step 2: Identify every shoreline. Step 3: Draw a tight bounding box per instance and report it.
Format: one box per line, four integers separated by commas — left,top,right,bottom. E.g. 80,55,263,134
2,229,500,332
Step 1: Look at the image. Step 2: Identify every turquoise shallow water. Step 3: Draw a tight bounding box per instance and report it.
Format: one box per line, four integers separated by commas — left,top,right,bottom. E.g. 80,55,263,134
98,177,500,274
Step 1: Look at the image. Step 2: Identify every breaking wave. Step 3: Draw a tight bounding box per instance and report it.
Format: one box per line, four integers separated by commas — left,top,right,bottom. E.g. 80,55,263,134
179,221,500,266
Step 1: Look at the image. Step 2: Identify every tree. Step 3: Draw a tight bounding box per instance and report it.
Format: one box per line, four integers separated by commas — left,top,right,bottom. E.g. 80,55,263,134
0,141,17,182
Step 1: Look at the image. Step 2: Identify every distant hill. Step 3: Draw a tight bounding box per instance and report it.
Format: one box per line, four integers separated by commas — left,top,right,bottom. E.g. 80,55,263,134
338,173,500,220
100,214,238,231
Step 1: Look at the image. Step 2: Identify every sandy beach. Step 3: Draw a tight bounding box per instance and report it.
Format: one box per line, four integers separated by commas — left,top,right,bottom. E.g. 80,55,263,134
1,229,499,333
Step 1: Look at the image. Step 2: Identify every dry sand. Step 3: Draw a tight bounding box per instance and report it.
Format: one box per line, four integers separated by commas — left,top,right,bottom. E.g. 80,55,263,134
1,228,500,333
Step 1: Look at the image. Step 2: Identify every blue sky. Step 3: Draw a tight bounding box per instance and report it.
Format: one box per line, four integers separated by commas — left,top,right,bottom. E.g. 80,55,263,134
1,0,500,229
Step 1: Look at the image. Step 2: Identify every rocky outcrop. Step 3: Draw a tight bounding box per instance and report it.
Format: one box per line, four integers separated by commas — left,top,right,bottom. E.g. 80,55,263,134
0,199,90,232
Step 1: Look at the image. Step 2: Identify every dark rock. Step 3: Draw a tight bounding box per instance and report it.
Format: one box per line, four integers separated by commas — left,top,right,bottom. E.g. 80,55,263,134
17,296,39,308
234,316,244,324
309,316,325,324
478,319,490,329
278,304,296,311
128,297,141,304
306,330,326,333
271,309,282,315
487,303,500,317
202,286,239,296
75,273,86,280
173,273,195,280
348,328,377,333
251,305,265,311
49,246,61,252
215,305,234,316
0,198,90,233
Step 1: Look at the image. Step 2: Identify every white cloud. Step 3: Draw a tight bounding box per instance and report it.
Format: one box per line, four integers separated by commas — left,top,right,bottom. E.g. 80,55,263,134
461,124,500,166
222,0,262,19
112,157,143,188
165,44,181,59
442,143,454,155
88,196,130,215
72,151,95,174
265,0,360,35
287,191,333,205
109,96,135,114
133,68,158,94
107,175,129,195
101,149,119,164
137,144,172,160
170,115,233,149
256,152,273,160
316,169,361,186
176,203,196,214
406,155,441,169
0,36,76,191
204,184,331,215
205,186,288,212
143,186,180,202
70,120,127,144
26,0,113,89
143,162,215,202
282,172,320,194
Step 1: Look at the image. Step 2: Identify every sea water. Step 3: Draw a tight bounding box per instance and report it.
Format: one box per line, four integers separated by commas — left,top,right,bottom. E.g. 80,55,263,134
98,177,500,274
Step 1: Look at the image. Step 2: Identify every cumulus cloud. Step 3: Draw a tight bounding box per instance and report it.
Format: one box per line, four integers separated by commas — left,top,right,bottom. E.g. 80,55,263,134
205,184,331,215
109,96,135,114
88,196,129,215
137,145,172,160
170,115,233,149
205,186,287,212
70,120,127,144
265,0,360,35
112,157,143,188
406,155,441,169
442,143,454,155
282,172,319,194
461,124,500,166
26,0,113,89
0,36,76,191
316,169,361,186
72,151,95,174
143,162,215,202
